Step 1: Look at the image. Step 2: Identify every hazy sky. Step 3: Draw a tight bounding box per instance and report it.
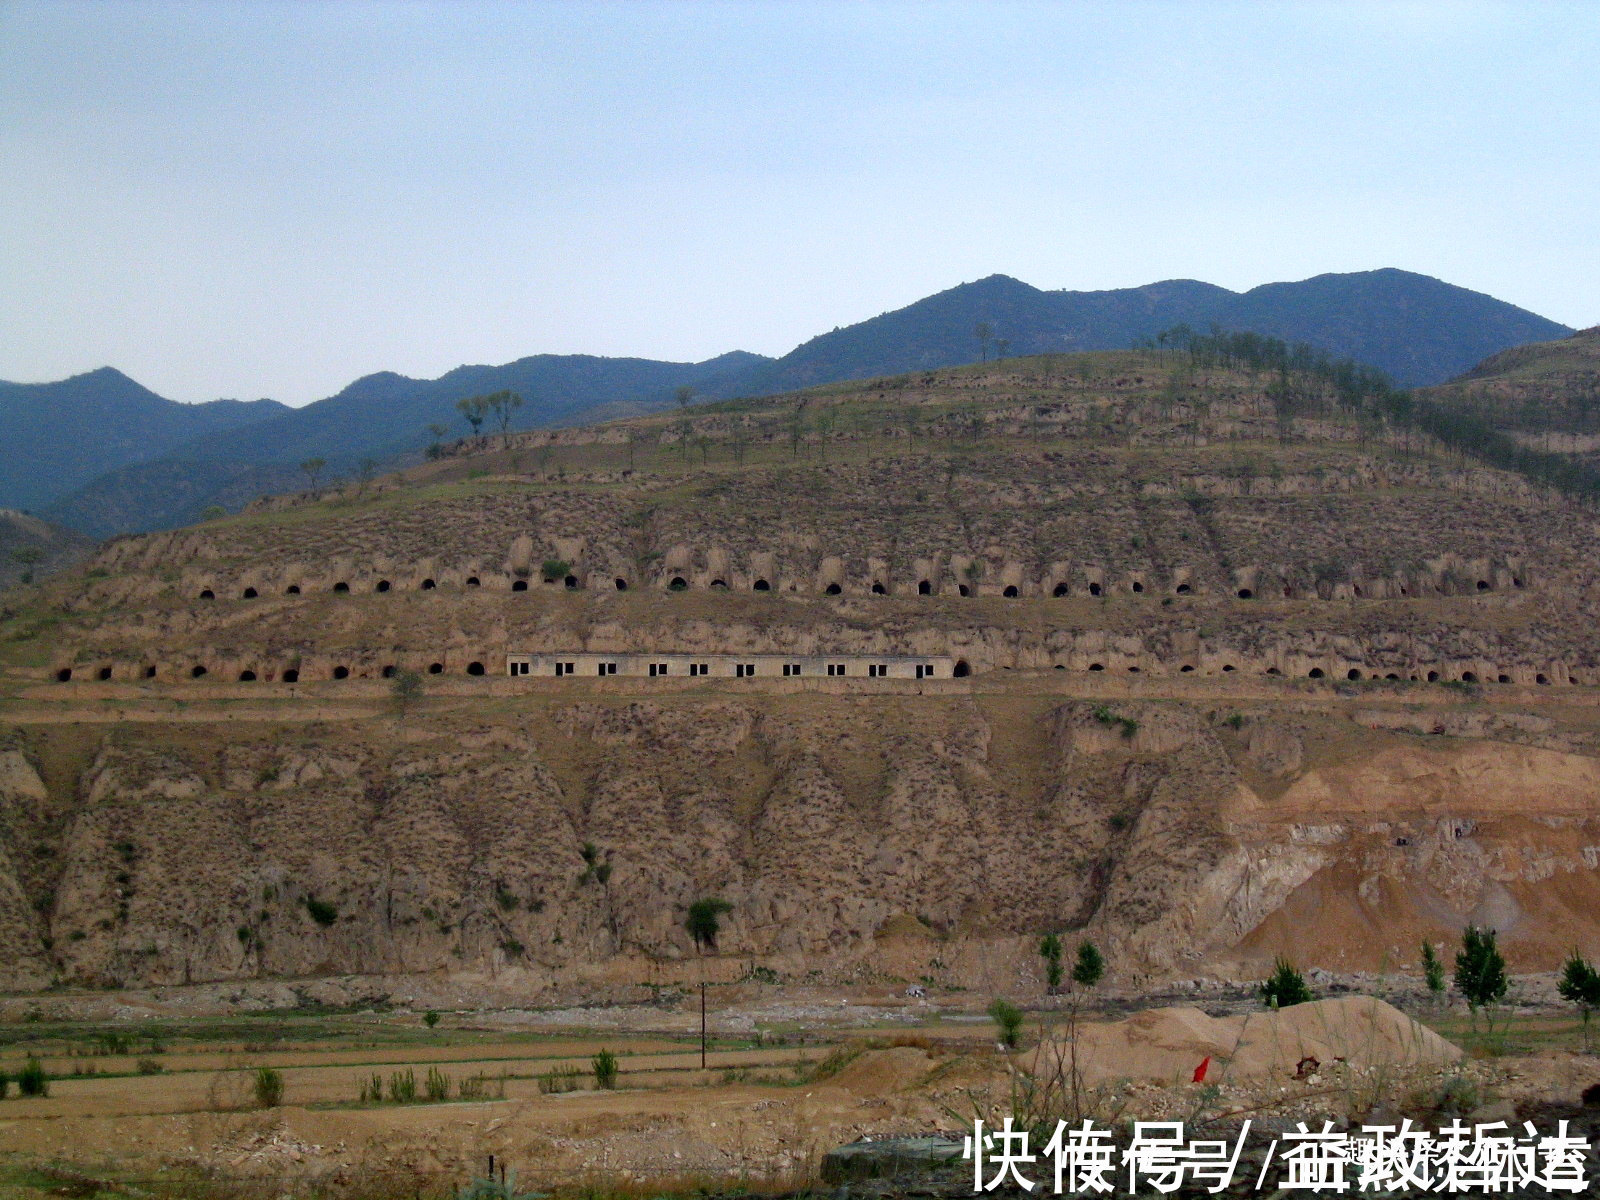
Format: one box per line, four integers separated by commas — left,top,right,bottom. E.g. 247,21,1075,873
2,1,1596,406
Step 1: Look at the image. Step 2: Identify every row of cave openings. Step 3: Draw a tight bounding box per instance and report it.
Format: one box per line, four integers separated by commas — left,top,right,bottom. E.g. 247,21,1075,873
56,659,1578,687
191,571,1527,603
55,661,491,684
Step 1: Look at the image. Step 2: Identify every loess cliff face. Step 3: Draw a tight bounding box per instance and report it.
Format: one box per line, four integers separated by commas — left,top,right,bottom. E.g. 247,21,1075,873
3,695,1599,993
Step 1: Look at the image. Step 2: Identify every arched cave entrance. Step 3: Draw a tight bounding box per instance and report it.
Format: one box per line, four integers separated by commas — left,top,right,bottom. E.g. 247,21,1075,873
282,668,300,683
332,581,349,593
381,665,396,678
710,579,728,590
375,580,391,593
753,579,770,592
871,582,887,595
668,576,687,591
1347,669,1362,680
142,665,156,679
512,580,528,592
420,578,436,590
428,662,444,674
952,660,971,678
1236,588,1254,599
1460,671,1479,683
919,580,933,595
1308,667,1325,678
958,584,970,597
332,666,349,680
615,578,628,591
242,587,257,599
565,575,579,589
1002,585,1019,598
98,666,112,681
55,667,72,682
199,589,215,600
1175,583,1192,595
238,670,256,682
285,584,301,595
1088,582,1102,596
824,582,842,595
1130,581,1144,593
466,661,485,676
191,665,208,678
1088,662,1105,672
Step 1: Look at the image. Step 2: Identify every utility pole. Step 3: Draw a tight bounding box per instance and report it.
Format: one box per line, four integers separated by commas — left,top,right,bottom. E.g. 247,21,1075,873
700,980,707,1069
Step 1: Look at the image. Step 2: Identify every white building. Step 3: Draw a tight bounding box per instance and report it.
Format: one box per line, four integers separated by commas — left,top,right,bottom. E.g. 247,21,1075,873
504,651,961,679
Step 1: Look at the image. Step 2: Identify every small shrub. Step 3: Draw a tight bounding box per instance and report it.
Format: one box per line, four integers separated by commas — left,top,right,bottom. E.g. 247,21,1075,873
387,1068,417,1104
1422,941,1447,1000
592,1048,618,1090
988,998,1024,1049
1260,956,1314,1008
1224,713,1245,729
303,896,338,927
252,1066,283,1108
17,1057,47,1097
423,1009,440,1029
540,558,571,582
136,1058,163,1075
537,1065,581,1094
358,1072,383,1102
425,1066,451,1102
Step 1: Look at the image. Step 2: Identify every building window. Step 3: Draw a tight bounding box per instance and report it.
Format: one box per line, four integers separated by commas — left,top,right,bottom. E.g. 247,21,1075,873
689,662,709,677
511,661,530,676
827,663,846,677
868,664,887,678
915,663,933,679
735,663,756,678
598,662,617,676
782,663,802,677
648,662,670,677
554,662,570,677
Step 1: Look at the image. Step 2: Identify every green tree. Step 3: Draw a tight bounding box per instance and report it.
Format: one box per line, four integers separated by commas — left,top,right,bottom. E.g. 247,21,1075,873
975,321,993,363
11,545,44,584
299,457,326,491
456,394,489,438
685,897,733,951
1038,932,1063,994
1454,925,1508,1028
1421,941,1446,1002
1260,956,1314,1008
674,384,695,410
423,1009,440,1029
1072,940,1105,990
987,998,1023,1049
1557,950,1600,1050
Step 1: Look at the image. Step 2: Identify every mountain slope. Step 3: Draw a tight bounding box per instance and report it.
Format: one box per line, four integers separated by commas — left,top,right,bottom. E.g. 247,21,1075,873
748,269,1572,394
0,368,287,512
39,351,772,537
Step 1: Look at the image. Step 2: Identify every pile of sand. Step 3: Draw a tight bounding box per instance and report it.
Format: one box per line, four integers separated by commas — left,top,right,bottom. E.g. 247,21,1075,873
1053,996,1460,1085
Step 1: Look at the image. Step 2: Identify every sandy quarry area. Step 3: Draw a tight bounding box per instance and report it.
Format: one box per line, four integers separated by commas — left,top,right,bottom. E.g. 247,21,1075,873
1,985,1599,1196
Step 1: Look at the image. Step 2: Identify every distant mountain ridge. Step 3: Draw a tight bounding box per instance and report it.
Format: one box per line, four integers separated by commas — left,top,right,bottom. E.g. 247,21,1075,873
0,368,288,512
1,268,1575,537
743,268,1572,394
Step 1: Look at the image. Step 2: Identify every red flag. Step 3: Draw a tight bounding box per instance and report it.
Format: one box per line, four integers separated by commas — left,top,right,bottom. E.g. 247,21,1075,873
1192,1056,1210,1083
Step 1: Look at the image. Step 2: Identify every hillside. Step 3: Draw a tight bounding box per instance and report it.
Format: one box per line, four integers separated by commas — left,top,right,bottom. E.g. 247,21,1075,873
5,349,1600,994
1416,326,1600,470
0,368,287,513
0,509,93,592
10,269,1573,539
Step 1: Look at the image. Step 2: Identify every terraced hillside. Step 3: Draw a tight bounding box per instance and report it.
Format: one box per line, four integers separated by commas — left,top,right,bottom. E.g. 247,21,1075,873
3,349,1600,994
